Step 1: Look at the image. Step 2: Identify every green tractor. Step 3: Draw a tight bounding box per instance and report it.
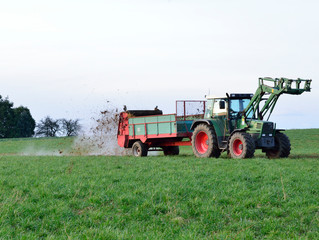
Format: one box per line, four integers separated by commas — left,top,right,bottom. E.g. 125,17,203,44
191,77,312,159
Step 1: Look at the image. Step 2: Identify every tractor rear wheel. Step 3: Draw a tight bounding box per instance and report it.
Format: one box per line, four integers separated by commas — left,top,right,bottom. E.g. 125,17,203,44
132,141,148,157
229,132,255,159
191,124,220,158
266,132,291,158
163,146,180,156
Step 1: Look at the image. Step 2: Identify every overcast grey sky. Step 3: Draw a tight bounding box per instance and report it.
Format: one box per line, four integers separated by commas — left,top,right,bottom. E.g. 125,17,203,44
1,0,318,129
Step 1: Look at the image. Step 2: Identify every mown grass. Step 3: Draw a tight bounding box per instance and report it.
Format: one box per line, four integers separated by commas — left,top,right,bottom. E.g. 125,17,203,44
0,129,318,239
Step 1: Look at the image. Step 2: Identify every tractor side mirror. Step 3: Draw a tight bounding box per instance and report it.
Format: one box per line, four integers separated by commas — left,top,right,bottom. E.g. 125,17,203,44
219,101,225,109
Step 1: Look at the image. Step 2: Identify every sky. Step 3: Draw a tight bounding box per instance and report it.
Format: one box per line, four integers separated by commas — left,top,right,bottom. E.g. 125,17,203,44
1,0,318,129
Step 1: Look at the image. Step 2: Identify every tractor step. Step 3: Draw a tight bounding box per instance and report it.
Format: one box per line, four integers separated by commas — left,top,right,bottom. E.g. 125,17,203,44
219,140,228,150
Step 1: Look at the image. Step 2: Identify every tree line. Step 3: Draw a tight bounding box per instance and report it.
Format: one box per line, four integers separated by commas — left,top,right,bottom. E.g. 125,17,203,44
0,96,35,138
35,116,81,137
0,95,81,138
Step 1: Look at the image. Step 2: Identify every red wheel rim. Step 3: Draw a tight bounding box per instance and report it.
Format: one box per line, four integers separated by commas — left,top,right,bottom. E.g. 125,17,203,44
195,131,209,154
233,139,243,156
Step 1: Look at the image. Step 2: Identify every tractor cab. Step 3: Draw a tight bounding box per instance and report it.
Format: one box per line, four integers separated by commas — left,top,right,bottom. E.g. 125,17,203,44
204,93,254,132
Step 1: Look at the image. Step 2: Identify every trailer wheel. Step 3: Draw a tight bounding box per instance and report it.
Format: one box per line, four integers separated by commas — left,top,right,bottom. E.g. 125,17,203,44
266,132,291,158
163,146,179,156
229,132,255,159
132,141,148,157
192,124,220,158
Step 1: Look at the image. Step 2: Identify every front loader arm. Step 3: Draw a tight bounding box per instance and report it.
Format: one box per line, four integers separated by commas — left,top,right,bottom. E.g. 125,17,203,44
244,77,312,121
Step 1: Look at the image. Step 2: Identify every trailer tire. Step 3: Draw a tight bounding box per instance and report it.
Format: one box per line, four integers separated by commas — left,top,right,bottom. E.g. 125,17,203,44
132,141,148,157
229,132,255,159
266,132,291,158
192,124,220,158
163,146,180,156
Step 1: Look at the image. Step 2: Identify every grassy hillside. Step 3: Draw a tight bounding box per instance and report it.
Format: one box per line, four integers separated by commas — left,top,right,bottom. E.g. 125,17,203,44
0,129,318,239
1,129,318,157
0,137,74,155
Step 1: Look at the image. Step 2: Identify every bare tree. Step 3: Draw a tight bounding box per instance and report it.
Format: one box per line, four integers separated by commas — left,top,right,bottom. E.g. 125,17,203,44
35,116,60,137
61,118,81,136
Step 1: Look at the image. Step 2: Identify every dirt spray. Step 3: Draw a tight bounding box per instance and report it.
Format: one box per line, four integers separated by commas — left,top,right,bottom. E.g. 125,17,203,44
72,107,129,156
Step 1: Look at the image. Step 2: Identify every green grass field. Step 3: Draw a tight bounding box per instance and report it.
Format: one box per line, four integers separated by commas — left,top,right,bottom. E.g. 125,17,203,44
0,129,318,239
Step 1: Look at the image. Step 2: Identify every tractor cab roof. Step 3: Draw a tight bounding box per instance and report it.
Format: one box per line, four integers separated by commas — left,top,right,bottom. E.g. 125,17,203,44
205,95,226,100
205,93,253,100
228,93,253,99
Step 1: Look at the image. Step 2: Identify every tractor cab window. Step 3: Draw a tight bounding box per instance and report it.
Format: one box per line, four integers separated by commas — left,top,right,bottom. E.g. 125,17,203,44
205,99,227,118
205,99,213,118
212,99,227,117
229,99,254,118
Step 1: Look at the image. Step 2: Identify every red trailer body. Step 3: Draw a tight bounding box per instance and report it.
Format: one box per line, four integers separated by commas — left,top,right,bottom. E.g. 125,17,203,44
117,101,206,156
117,111,192,149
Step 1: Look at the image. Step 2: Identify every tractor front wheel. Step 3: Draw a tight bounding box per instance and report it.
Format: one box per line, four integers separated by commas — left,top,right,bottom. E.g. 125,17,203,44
132,141,148,157
191,124,220,158
265,132,291,158
229,132,255,159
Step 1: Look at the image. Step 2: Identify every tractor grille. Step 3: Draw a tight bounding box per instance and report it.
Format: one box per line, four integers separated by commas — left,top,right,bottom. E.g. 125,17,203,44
262,122,273,134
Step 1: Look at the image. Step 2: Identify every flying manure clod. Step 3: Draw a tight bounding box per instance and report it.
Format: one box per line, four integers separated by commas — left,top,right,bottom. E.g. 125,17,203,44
117,77,311,158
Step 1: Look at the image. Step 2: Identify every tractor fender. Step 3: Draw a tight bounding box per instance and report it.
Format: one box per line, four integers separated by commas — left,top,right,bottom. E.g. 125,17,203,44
228,128,246,138
190,119,213,130
273,129,285,137
191,120,224,149
275,129,285,132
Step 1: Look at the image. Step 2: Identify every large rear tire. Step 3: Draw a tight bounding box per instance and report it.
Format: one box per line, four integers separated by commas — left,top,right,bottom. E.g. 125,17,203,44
191,124,220,158
132,141,148,157
162,146,180,156
266,132,291,158
229,132,255,159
